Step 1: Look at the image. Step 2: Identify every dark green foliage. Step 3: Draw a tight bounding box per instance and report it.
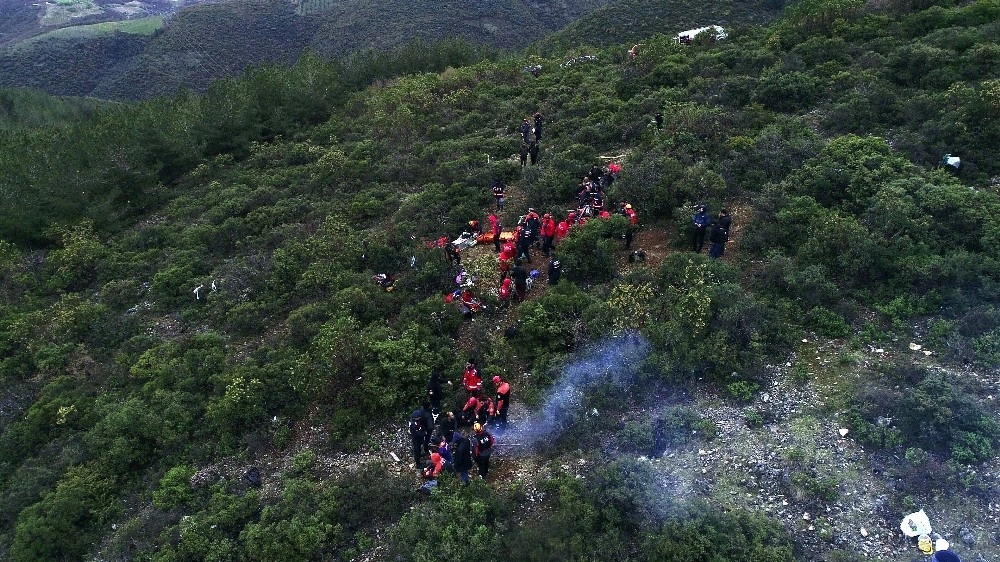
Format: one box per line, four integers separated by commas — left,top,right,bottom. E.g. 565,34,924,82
847,363,1000,465
645,505,796,562
2,1,1000,558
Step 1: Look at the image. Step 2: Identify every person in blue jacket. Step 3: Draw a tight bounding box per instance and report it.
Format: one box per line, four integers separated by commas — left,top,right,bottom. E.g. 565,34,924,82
692,205,710,253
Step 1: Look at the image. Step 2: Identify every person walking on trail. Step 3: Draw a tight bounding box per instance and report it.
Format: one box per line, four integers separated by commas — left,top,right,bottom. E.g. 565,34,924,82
451,430,474,485
519,143,529,167
493,375,511,431
492,179,506,211
462,359,482,395
708,208,732,259
408,405,430,469
533,112,543,141
520,118,532,143
528,141,539,165
692,205,710,253
472,423,495,479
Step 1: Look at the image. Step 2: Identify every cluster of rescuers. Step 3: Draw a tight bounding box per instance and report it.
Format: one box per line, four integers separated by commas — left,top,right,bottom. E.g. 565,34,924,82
406,112,735,488
408,363,507,488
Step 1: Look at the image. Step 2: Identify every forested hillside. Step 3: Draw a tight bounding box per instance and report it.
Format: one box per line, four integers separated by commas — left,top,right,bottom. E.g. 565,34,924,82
2,0,1000,561
0,0,615,100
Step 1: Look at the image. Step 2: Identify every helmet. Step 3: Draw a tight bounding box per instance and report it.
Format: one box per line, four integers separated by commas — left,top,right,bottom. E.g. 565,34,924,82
492,375,501,384
473,422,483,433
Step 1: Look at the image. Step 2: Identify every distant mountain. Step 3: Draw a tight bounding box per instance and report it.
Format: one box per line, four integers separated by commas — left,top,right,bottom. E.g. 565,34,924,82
0,0,615,99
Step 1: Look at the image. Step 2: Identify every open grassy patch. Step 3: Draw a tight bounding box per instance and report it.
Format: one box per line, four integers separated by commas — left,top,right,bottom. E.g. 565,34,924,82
41,0,103,27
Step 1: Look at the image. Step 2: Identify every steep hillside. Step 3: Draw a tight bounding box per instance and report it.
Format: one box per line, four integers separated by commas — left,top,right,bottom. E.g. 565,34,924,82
1,1,1000,561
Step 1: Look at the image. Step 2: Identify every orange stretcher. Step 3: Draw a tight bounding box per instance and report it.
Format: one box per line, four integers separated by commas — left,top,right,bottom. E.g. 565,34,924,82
476,231,516,243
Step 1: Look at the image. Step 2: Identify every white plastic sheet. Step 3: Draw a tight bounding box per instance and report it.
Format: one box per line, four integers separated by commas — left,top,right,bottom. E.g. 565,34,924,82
900,510,933,537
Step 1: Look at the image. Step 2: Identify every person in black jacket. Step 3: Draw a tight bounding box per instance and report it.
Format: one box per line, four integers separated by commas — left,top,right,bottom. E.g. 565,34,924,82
708,208,732,259
511,262,528,302
427,371,449,417
519,143,529,167
547,258,561,285
472,423,495,478
408,405,430,469
451,430,474,485
528,141,539,165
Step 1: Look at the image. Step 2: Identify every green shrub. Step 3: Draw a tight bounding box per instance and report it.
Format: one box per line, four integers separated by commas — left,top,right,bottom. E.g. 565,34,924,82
727,380,760,403
153,465,196,511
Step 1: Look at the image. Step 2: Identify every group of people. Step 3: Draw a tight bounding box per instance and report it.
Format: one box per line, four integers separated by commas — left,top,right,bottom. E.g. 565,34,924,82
409,364,511,485
518,113,543,167
691,205,732,258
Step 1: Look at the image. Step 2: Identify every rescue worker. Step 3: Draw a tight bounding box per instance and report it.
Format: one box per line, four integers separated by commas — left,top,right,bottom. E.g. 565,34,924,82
477,395,494,425
472,423,495,479
540,213,556,256
488,212,501,253
520,118,531,143
498,276,513,309
451,430,474,485
461,395,480,426
533,111,543,141
556,219,569,242
462,359,483,395
423,452,444,479
519,143,529,167
492,179,506,211
493,375,511,431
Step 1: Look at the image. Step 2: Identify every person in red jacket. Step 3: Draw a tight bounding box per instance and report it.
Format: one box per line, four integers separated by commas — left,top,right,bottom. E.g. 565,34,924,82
422,452,444,479
540,213,557,257
493,375,511,431
461,395,480,425
499,240,516,278
556,219,569,241
462,360,482,395
497,276,513,310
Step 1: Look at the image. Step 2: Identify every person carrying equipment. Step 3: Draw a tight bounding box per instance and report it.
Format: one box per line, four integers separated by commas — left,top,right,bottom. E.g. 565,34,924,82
472,422,495,479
